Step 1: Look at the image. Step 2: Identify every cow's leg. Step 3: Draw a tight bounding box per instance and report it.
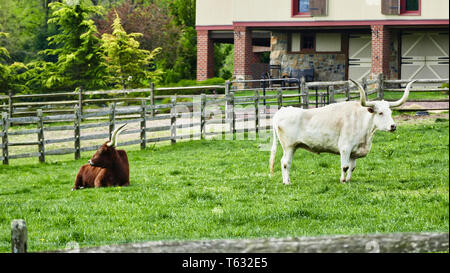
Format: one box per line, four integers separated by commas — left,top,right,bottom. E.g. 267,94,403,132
339,148,351,183
281,146,295,185
94,169,107,188
345,158,357,182
73,173,83,191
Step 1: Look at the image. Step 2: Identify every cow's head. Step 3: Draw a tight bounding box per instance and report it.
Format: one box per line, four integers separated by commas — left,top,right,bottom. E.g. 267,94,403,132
350,79,416,132
88,123,127,168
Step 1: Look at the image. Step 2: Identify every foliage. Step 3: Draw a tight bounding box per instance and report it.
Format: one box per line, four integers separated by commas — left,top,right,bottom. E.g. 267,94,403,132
441,83,449,95
95,1,181,73
0,32,10,92
101,12,163,88
0,0,46,63
166,0,198,83
0,118,448,252
1,0,230,93
166,27,197,83
42,0,108,90
214,44,234,80
0,33,29,93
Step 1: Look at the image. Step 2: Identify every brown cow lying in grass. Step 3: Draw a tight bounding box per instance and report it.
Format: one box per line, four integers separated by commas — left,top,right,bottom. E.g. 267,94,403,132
73,123,129,190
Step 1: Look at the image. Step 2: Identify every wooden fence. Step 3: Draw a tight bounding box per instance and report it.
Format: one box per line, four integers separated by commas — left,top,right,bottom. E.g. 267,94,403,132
10,219,449,253
1,77,448,165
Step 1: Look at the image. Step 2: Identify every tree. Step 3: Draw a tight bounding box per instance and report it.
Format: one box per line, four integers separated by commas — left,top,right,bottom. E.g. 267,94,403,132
101,12,162,88
95,1,181,76
0,32,11,92
42,0,107,90
0,33,28,94
167,0,197,81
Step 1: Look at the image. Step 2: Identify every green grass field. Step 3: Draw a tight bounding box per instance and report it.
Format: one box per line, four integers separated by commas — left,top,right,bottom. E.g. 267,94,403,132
0,115,448,252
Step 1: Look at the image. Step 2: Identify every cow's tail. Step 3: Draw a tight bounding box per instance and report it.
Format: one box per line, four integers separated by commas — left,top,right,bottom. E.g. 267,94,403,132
269,121,278,176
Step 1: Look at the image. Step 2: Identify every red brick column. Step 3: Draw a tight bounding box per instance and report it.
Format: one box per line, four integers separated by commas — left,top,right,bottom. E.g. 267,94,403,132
197,29,214,81
233,26,253,81
371,25,391,79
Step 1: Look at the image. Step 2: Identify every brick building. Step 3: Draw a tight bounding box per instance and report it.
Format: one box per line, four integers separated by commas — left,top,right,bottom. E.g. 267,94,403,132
196,0,449,82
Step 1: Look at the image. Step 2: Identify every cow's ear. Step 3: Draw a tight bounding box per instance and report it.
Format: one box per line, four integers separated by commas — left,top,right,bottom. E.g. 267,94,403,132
367,107,374,113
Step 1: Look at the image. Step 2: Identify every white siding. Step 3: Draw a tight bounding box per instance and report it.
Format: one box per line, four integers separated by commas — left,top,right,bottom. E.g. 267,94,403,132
196,0,449,26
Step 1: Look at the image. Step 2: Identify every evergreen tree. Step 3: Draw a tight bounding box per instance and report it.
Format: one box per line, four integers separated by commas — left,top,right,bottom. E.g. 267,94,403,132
0,32,11,92
0,32,28,94
101,12,162,88
43,0,107,90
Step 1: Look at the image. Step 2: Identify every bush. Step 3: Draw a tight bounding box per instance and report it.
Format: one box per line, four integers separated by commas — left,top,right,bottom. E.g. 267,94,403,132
441,83,449,94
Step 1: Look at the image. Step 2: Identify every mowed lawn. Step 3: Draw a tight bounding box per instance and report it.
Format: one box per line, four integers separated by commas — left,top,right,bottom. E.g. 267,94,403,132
0,116,448,252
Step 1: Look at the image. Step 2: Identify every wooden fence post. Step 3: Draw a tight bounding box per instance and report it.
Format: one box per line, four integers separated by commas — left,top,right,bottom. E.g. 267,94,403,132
377,73,384,100
225,80,231,121
109,103,116,140
170,96,177,145
229,92,235,139
200,93,206,140
362,78,368,101
277,89,283,109
329,85,335,104
11,219,27,253
254,90,259,136
140,100,146,150
345,82,351,101
77,87,83,118
301,77,309,109
149,82,155,118
8,90,13,118
37,109,45,163
74,106,81,160
2,112,9,165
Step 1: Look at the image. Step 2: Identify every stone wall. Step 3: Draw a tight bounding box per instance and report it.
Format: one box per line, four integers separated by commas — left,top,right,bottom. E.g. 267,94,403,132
270,32,346,81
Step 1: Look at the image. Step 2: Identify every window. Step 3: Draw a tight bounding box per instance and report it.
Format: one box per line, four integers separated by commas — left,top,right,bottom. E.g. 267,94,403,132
301,34,315,51
290,32,342,53
290,33,315,53
293,0,311,16
292,0,327,17
400,0,420,15
299,0,310,13
381,0,420,15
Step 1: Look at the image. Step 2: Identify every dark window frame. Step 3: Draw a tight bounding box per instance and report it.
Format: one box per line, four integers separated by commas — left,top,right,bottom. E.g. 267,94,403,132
400,0,421,15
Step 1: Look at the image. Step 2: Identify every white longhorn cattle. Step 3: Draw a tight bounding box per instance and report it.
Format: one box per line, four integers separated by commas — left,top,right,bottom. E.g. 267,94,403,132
269,79,416,184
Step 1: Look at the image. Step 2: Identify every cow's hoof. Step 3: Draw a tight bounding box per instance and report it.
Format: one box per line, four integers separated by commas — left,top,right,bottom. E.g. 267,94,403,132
340,179,346,184
283,181,291,185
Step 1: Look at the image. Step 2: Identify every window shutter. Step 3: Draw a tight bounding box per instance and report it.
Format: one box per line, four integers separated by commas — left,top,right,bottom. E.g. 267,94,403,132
381,0,400,15
310,0,327,16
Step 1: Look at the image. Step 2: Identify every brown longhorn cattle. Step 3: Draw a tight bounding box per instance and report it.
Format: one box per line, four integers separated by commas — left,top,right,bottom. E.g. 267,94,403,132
73,123,130,190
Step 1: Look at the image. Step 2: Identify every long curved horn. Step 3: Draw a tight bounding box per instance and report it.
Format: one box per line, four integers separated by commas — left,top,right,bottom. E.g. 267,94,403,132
349,79,375,107
388,80,416,108
107,123,127,147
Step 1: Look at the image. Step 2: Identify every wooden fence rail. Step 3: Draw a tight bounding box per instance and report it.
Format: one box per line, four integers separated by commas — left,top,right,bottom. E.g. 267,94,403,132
60,232,449,253
9,219,449,253
1,77,448,164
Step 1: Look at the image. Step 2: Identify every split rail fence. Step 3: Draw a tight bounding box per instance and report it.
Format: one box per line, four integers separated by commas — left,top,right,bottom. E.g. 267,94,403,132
1,77,448,165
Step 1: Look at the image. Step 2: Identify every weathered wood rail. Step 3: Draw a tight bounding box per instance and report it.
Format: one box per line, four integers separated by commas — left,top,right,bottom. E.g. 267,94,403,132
9,219,448,253
0,84,224,117
1,77,448,164
59,232,449,253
